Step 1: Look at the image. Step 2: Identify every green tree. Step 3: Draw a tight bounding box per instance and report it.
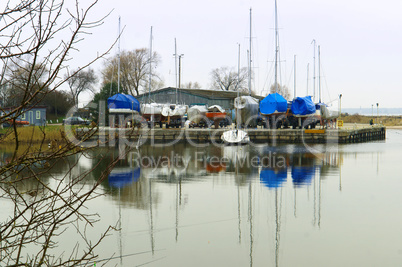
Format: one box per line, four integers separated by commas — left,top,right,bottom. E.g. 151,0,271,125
90,81,119,124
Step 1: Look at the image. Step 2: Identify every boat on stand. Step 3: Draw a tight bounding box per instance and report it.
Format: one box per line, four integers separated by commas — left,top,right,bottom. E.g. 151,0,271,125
221,42,250,145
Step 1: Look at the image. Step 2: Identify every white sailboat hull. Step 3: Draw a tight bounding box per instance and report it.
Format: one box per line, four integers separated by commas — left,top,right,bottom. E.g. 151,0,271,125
141,103,163,115
187,105,208,123
161,104,187,117
221,129,250,144
234,96,259,127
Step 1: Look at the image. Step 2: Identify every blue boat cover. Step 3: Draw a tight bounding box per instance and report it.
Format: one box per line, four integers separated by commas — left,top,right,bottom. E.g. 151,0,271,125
291,166,315,187
107,93,140,112
108,167,141,188
291,96,316,115
260,93,288,115
260,168,287,188
315,102,327,111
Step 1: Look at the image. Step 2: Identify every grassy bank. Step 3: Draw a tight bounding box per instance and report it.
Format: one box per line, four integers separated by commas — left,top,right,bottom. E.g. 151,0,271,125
0,125,66,144
341,114,402,126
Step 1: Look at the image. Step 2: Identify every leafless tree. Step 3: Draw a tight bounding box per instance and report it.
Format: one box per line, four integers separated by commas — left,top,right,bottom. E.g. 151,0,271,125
182,81,202,89
210,66,248,92
101,49,162,96
270,83,291,100
65,67,97,107
0,1,126,266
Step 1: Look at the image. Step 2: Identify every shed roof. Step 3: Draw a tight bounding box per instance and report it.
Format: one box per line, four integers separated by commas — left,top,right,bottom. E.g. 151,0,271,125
137,87,264,100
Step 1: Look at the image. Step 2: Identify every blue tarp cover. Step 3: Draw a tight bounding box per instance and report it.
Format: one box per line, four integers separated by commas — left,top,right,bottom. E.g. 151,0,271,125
260,168,287,188
107,94,140,112
260,93,288,115
291,96,316,115
291,166,315,187
108,167,141,188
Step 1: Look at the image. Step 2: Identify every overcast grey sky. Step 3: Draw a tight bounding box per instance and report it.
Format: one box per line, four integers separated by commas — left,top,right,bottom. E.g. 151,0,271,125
75,0,402,108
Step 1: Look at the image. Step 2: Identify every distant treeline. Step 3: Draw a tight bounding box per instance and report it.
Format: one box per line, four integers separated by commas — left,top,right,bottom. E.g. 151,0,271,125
343,108,402,116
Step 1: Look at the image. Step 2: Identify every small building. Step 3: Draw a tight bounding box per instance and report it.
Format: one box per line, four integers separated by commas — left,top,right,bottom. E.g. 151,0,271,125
136,87,264,110
1,106,47,126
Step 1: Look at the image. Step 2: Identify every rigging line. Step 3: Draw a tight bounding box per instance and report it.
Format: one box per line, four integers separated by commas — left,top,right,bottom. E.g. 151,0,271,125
125,217,249,236
135,256,168,267
286,61,294,92
262,57,275,95
74,250,166,266
320,63,332,104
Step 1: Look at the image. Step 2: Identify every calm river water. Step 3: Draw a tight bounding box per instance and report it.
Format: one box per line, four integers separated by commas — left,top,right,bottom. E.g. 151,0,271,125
1,129,402,266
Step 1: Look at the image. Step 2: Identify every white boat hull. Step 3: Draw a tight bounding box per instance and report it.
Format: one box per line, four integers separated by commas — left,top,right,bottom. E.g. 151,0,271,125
221,129,250,144
234,96,259,127
141,103,163,115
161,104,187,117
187,105,208,123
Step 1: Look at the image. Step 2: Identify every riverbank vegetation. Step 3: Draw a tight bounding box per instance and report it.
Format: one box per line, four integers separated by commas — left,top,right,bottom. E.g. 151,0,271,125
341,114,402,126
0,1,121,266
0,125,65,144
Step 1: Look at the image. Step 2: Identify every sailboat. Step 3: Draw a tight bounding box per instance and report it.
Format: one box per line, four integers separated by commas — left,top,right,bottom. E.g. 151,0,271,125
259,0,288,128
141,36,188,128
234,9,259,129
108,17,141,128
221,43,250,145
140,26,163,127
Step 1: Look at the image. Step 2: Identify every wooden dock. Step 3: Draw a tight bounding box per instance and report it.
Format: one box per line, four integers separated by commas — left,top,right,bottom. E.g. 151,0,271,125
86,124,386,145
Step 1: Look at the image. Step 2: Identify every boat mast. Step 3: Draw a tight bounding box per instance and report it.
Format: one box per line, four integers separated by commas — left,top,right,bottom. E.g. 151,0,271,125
248,8,252,95
274,0,279,94
148,26,153,104
294,55,296,99
174,38,178,105
306,63,309,95
237,43,240,130
118,16,121,94
312,39,316,101
318,45,321,103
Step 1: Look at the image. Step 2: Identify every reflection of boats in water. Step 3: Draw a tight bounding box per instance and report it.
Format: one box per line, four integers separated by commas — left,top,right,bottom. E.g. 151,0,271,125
260,168,287,188
291,166,314,187
108,167,141,188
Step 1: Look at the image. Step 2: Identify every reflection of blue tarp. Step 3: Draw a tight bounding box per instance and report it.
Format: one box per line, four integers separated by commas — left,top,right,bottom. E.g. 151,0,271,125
260,168,287,188
260,93,288,115
108,167,141,188
291,166,315,187
107,94,140,112
291,96,315,115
